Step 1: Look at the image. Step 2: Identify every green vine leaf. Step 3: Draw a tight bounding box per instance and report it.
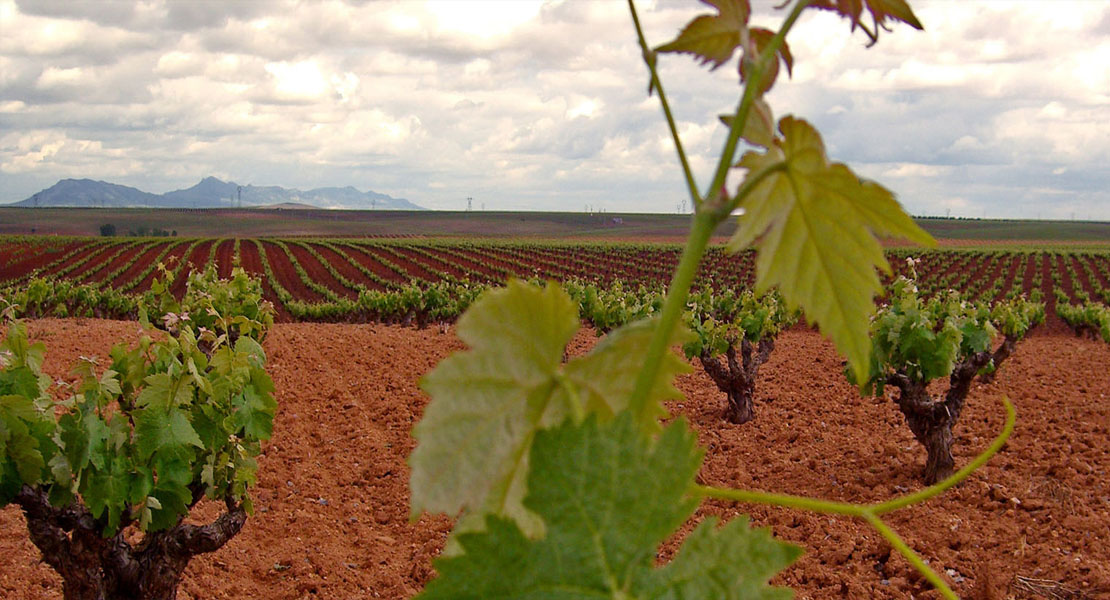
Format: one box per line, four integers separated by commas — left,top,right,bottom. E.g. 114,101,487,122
561,318,692,433
411,281,692,546
721,98,776,148
656,0,750,69
419,414,799,599
728,116,934,382
410,280,579,538
134,406,204,464
641,516,801,600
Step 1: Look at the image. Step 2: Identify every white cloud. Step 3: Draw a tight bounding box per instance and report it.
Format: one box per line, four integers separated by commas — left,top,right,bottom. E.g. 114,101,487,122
0,0,1106,219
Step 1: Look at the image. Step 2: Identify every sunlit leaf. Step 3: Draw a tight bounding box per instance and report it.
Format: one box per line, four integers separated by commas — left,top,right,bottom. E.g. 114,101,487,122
419,415,799,599
720,98,775,148
411,281,692,547
728,116,934,382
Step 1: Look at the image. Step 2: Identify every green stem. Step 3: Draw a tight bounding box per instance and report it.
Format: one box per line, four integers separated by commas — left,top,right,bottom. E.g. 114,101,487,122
706,0,813,213
627,209,718,415
626,1,810,417
691,485,860,516
693,397,1015,600
628,0,701,207
862,512,958,600
873,397,1015,514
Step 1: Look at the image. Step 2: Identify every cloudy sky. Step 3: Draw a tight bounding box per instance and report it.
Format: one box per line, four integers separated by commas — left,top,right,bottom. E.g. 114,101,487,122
1,1,1108,219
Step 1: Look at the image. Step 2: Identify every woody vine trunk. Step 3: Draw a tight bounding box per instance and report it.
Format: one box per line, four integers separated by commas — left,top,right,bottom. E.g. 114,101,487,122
699,338,774,424
887,336,1017,484
15,486,245,600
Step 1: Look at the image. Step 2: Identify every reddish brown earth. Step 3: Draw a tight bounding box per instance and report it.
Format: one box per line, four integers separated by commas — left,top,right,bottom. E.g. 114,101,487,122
310,243,388,292
335,245,411,286
236,241,291,322
260,241,326,303
132,242,190,294
169,241,216,297
39,242,115,281
77,242,147,285
1,321,1108,600
214,240,235,279
0,241,84,284
287,243,358,300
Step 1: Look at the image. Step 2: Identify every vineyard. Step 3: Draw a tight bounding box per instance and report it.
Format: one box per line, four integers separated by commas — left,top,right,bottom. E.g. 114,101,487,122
2,236,1108,337
3,244,1110,598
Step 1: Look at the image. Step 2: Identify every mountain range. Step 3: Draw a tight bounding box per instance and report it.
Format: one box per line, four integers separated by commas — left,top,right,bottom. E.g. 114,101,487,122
10,177,424,210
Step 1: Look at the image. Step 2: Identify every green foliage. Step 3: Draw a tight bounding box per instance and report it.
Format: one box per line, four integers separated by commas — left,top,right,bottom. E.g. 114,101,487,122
0,267,275,536
419,414,799,600
683,288,795,359
729,116,935,383
409,2,1011,598
1058,301,1110,343
411,281,690,548
2,278,137,320
853,271,1044,395
143,263,274,343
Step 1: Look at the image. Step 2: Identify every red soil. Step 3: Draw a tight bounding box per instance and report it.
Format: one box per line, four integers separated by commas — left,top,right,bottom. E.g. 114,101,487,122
107,242,169,290
79,242,145,286
309,243,388,292
335,245,411,286
260,241,326,303
0,241,84,283
39,243,114,281
420,248,502,283
393,247,470,281
286,243,358,300
214,240,235,279
237,241,291,322
2,321,1107,600
132,242,191,294
170,241,216,298
366,247,440,283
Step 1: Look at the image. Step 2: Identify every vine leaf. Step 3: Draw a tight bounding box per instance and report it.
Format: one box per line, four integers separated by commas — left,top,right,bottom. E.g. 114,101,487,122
728,116,934,382
134,406,203,463
418,414,800,599
656,0,750,69
740,27,793,95
561,317,692,433
411,281,691,548
641,516,801,599
720,98,775,148
811,0,923,43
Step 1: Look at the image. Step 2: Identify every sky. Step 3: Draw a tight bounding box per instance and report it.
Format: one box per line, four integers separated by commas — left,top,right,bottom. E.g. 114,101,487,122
1,0,1108,220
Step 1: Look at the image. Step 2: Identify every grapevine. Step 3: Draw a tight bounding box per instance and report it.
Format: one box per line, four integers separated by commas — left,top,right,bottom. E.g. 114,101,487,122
407,1,1020,598
0,265,275,600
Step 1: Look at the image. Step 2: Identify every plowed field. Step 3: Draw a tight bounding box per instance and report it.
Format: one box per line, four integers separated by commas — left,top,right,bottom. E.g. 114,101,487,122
1,320,1108,599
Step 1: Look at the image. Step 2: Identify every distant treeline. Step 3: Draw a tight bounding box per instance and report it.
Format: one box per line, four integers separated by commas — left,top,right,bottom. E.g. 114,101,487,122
99,223,176,237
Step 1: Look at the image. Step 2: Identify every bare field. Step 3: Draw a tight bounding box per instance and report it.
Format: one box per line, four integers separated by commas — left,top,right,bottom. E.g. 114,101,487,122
1,319,1107,599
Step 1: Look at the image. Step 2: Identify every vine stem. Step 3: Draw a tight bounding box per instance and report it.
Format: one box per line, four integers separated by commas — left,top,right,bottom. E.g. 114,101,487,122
708,0,813,215
693,397,1016,600
628,0,700,206
627,209,717,413
626,0,810,417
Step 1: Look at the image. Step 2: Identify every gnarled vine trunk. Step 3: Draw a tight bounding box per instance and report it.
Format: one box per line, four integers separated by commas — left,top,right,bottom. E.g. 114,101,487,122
699,338,774,425
15,486,245,600
888,337,1016,484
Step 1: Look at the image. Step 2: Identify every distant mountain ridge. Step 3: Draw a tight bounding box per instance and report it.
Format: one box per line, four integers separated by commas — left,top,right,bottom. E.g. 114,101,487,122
12,177,424,210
